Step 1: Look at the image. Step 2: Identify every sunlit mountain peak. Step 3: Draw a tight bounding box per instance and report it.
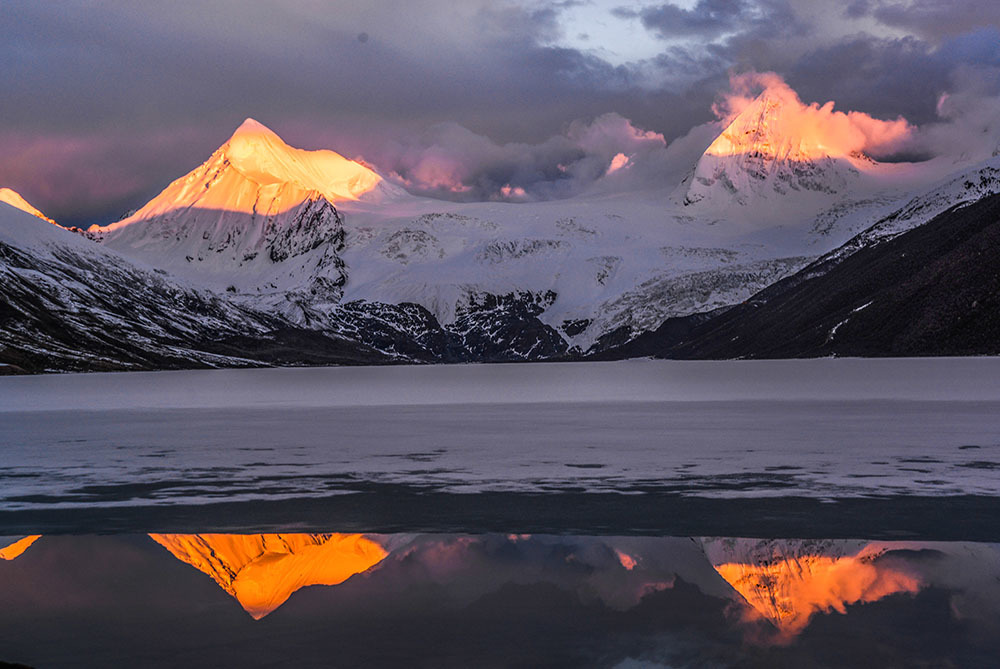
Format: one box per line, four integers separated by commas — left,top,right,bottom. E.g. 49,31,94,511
149,533,388,619
0,189,56,225
221,118,384,202
704,90,834,162
683,75,914,208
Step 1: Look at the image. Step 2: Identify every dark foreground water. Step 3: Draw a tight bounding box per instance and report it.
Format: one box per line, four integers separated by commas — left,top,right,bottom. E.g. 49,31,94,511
1,532,999,668
3,361,1000,665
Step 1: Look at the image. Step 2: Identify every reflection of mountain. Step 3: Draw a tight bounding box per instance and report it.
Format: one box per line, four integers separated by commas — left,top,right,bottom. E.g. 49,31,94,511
700,538,920,635
0,535,41,560
149,533,388,619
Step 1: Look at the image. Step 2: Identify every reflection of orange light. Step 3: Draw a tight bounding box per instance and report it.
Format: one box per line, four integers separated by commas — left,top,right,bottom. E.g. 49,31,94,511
0,189,57,225
615,549,638,571
150,533,388,619
714,554,920,636
708,72,912,163
0,535,41,561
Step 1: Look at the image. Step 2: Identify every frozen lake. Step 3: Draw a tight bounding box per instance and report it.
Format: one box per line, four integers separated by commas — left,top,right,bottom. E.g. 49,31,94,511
2,359,999,537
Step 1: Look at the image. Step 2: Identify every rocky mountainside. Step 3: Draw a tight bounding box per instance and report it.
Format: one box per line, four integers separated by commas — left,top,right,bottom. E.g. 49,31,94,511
3,108,999,371
604,188,1000,359
0,201,397,373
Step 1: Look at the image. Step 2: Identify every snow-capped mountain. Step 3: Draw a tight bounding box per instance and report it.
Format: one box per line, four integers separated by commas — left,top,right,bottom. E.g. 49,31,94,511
0,200,399,372
87,119,828,352
680,91,884,210
89,119,406,322
5,104,999,371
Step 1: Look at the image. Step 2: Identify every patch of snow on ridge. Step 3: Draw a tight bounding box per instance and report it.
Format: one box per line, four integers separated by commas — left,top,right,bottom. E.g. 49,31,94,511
0,188,57,225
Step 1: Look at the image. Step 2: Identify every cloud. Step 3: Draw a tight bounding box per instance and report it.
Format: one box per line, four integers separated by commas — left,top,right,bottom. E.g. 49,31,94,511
849,1,1000,42
2,1,1000,221
618,0,797,41
714,71,914,158
370,113,671,202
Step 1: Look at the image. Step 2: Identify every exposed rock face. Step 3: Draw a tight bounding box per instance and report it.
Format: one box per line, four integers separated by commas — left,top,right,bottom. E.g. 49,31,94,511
607,190,1000,360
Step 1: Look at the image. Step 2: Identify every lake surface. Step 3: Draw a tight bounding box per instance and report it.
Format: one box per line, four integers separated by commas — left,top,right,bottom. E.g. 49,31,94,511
1,359,999,537
1,532,999,668
2,359,1000,665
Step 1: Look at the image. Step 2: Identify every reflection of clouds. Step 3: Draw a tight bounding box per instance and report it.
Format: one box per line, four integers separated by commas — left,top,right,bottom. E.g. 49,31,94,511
712,551,920,635
2,533,1000,666
699,538,1000,642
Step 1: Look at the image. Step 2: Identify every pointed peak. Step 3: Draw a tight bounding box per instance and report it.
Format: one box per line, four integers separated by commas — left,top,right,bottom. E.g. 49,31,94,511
230,117,282,141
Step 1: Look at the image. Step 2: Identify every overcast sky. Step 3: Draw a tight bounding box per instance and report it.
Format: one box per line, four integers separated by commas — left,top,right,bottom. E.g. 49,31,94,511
2,0,999,225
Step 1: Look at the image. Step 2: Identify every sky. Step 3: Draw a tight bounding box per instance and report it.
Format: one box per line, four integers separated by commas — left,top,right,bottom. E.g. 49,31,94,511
1,0,999,226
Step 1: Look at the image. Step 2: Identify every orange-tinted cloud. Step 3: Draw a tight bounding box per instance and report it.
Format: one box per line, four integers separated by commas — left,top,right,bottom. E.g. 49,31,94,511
714,551,921,638
714,71,914,159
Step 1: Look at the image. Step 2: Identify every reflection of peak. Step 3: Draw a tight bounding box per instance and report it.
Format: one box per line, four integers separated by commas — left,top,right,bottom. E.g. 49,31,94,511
0,189,56,225
0,535,41,561
700,538,920,635
149,533,388,619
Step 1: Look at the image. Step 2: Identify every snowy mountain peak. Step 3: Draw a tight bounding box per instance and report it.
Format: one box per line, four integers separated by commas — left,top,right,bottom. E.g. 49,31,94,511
89,119,383,308
219,118,385,202
705,91,835,164
0,188,56,225
683,91,876,208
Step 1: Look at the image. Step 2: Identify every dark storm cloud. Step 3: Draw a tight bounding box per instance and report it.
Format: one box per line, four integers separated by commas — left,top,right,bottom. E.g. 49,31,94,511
0,1,998,223
616,0,798,40
847,0,1000,42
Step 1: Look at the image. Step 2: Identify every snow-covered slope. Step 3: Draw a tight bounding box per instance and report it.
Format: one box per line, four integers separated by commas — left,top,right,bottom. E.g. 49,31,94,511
0,188,57,225
91,119,405,322
27,106,993,366
681,91,882,209
0,200,388,372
